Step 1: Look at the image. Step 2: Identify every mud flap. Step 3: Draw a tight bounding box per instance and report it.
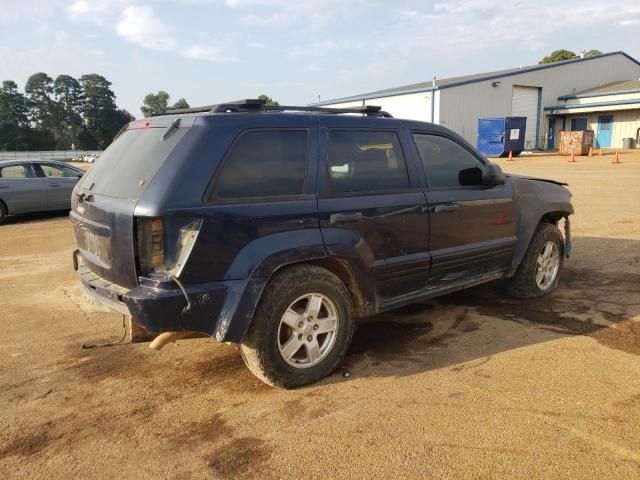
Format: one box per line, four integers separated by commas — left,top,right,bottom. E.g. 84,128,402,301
125,316,154,343
564,216,571,259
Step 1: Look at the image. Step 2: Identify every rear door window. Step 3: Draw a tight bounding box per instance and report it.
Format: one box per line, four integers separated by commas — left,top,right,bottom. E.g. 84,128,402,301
327,130,409,193
0,164,33,178
211,129,308,200
413,133,484,188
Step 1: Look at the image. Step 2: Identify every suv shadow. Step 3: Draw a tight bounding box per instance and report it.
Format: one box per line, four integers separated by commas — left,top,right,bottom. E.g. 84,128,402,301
327,235,640,385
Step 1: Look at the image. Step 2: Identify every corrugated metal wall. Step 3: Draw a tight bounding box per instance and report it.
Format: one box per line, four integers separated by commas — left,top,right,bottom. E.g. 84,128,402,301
438,54,640,148
322,91,433,122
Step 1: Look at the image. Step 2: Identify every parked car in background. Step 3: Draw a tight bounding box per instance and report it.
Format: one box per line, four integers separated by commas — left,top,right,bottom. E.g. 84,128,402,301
0,160,84,223
71,99,573,388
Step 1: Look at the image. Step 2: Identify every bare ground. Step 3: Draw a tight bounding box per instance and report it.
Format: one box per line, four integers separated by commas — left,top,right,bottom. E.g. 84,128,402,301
1,150,639,479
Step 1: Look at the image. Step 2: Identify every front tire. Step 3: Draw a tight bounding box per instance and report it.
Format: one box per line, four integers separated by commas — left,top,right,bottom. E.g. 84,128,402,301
0,202,6,225
240,265,354,388
506,222,564,299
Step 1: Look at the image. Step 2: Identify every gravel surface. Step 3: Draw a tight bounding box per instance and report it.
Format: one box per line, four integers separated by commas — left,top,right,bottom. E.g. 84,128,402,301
1,150,639,479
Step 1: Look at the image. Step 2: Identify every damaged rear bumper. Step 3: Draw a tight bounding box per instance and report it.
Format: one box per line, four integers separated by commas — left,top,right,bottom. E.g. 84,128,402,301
74,251,267,343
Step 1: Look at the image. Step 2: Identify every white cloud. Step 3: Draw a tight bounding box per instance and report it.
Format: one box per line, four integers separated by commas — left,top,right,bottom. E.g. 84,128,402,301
66,0,113,25
182,44,237,62
115,5,176,51
239,12,290,26
619,18,640,25
248,41,267,48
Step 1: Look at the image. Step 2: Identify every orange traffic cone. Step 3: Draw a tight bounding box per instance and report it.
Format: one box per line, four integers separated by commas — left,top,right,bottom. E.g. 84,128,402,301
599,148,603,156
507,150,514,162
612,152,621,164
568,152,577,163
588,147,593,157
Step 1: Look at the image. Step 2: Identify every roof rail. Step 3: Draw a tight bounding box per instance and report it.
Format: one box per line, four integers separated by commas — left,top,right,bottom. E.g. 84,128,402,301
157,99,393,118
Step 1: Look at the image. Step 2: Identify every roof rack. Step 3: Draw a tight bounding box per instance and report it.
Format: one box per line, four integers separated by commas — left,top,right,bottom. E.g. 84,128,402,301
156,99,393,118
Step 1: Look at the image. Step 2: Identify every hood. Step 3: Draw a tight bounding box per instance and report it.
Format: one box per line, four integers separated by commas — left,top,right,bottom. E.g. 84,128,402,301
506,174,568,187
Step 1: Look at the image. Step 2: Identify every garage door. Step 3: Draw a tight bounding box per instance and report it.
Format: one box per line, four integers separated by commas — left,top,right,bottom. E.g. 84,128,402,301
511,86,539,149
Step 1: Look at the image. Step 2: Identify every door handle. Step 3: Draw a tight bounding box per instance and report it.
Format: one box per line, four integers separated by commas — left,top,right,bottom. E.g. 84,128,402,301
434,203,459,213
49,184,61,187
0,185,8,189
330,212,364,224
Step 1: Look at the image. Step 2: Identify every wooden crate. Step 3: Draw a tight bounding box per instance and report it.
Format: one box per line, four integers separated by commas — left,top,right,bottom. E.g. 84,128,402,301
559,130,594,155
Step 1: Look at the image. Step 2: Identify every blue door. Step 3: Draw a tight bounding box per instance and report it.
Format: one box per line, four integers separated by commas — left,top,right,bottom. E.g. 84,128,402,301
596,115,613,148
548,117,555,149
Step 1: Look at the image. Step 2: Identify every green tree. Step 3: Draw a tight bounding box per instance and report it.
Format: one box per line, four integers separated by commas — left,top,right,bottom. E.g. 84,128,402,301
539,49,578,64
79,74,120,149
25,72,56,129
170,98,190,110
258,94,279,106
0,81,29,127
53,75,84,148
585,49,602,57
141,91,170,117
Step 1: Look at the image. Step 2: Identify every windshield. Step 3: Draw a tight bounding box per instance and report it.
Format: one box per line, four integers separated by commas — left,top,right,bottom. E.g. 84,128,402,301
78,126,188,199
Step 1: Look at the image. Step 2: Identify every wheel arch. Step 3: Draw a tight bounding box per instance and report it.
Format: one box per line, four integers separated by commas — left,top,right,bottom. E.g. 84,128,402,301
272,257,367,319
222,251,373,344
540,210,571,225
512,207,572,269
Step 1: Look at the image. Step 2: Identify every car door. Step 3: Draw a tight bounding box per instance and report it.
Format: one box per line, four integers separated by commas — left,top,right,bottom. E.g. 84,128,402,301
0,163,47,214
36,163,81,210
317,122,430,302
412,131,517,283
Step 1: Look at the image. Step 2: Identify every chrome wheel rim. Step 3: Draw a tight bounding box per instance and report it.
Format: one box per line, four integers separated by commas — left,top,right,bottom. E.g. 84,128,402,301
536,241,560,290
277,293,339,369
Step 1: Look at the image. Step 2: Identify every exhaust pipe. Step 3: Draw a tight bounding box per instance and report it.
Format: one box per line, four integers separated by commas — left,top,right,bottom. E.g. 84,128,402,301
149,331,193,350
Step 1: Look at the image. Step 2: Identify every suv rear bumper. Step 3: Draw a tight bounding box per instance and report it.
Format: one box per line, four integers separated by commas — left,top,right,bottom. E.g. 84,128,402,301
74,251,267,343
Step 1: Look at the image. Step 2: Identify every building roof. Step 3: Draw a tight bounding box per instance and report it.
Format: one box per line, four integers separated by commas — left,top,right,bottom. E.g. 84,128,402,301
317,51,640,106
558,79,640,99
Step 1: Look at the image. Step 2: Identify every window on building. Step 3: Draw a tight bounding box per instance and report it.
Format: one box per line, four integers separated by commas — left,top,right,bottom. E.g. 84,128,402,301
413,133,484,188
570,117,588,131
212,130,308,200
327,130,409,193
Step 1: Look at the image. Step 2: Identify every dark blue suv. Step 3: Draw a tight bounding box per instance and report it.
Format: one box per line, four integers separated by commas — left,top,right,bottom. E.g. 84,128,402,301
71,99,573,388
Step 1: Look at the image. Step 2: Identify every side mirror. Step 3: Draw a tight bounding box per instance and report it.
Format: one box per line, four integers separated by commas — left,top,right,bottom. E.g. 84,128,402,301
482,163,506,186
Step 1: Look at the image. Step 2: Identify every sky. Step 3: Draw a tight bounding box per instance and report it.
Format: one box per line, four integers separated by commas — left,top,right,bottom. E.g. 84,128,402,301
1,0,639,117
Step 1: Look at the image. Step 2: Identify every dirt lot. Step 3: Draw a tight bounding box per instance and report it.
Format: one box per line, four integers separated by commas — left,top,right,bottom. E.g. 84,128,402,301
2,150,639,479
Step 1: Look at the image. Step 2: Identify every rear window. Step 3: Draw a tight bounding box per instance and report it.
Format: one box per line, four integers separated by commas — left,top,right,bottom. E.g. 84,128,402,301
78,126,188,199
210,129,308,200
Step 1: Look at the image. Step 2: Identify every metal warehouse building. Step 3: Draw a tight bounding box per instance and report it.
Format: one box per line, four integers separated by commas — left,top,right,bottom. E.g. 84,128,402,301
318,51,640,150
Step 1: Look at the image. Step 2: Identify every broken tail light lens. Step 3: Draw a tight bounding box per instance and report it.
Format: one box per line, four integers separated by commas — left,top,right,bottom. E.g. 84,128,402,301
137,217,165,275
136,216,202,277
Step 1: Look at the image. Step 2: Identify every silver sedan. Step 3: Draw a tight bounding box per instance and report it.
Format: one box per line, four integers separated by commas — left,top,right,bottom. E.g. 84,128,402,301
0,160,85,224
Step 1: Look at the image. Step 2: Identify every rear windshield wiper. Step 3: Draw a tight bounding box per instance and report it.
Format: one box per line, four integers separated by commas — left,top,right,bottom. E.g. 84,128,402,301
162,118,181,141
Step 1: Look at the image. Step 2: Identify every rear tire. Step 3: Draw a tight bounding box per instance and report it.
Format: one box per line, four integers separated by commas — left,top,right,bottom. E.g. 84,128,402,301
506,222,564,299
0,202,6,225
240,265,354,388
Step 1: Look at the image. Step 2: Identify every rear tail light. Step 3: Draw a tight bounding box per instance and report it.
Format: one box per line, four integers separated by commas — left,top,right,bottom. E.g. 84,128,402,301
137,217,165,275
136,216,202,277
